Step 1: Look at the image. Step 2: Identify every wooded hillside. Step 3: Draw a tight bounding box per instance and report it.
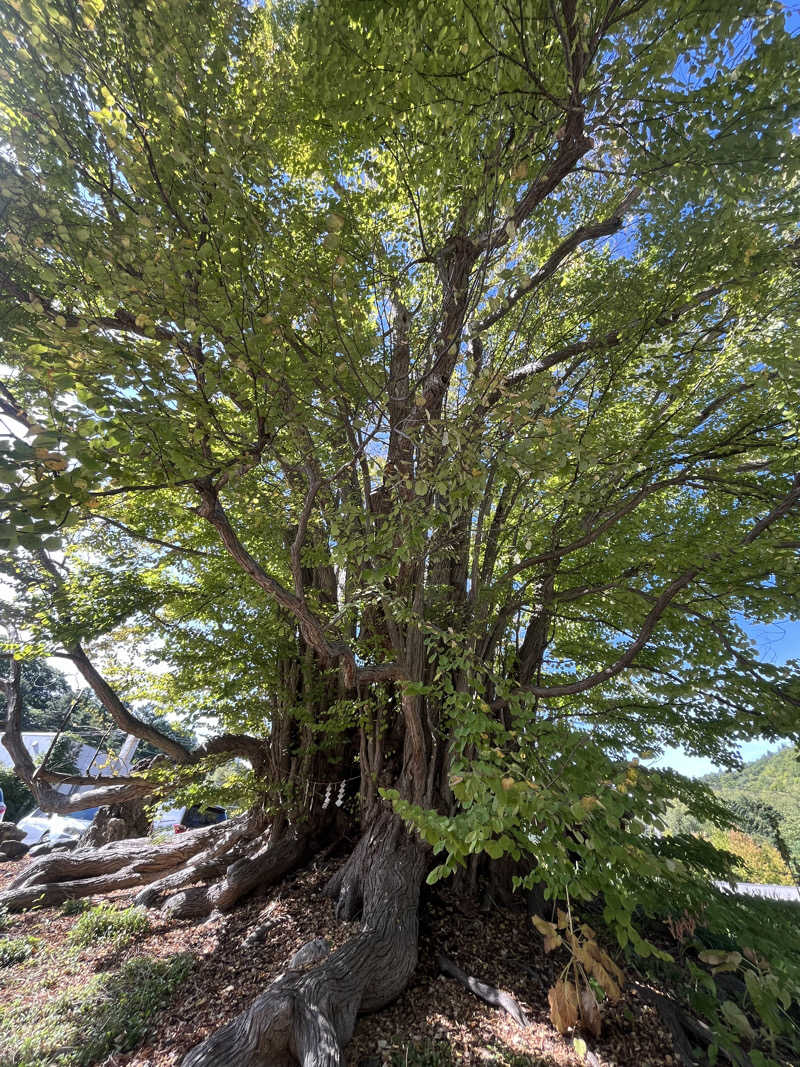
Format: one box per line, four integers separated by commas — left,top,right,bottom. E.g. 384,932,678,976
706,746,800,865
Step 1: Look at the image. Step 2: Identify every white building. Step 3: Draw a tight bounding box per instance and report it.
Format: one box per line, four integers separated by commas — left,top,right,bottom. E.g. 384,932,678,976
0,732,139,783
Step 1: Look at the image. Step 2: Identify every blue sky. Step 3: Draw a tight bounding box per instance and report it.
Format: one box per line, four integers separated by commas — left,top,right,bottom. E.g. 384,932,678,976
656,618,800,777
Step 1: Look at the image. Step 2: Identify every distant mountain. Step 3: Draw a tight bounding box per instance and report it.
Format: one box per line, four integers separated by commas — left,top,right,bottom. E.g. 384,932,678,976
703,746,800,861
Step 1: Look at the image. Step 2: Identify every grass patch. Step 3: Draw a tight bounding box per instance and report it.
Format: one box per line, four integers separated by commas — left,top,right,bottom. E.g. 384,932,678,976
0,952,194,1067
391,1043,457,1067
0,935,39,967
391,1044,547,1066
68,902,150,949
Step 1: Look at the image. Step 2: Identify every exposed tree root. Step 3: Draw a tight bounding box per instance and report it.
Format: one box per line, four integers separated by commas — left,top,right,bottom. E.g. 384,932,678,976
133,817,265,912
0,820,233,911
438,952,531,1027
0,799,317,923
160,832,312,920
181,812,427,1067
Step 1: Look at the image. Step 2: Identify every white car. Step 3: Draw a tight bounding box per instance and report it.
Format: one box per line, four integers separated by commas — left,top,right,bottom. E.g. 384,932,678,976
18,806,100,846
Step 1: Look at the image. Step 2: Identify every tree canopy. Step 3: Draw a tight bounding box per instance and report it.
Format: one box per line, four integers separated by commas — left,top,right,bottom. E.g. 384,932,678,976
1,0,799,1062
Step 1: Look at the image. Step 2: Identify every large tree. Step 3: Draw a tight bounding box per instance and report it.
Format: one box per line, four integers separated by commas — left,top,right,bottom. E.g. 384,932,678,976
1,0,799,1062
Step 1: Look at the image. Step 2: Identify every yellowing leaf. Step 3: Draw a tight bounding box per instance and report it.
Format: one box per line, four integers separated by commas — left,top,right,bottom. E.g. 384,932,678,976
720,999,754,1040
589,957,621,1002
543,932,562,953
548,980,579,1034
698,950,728,967
532,915,558,939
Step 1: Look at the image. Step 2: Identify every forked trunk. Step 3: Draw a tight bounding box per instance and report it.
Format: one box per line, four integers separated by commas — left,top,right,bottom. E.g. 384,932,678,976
181,810,428,1067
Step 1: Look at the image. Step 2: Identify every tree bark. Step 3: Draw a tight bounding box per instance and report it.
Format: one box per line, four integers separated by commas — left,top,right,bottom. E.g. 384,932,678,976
181,810,428,1067
159,830,312,919
79,796,151,848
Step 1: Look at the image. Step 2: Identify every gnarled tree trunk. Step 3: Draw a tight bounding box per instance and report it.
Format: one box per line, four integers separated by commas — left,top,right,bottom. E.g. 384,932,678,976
181,809,428,1067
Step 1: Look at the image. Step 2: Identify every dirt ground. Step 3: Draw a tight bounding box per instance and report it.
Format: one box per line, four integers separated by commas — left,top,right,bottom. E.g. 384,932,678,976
0,852,677,1066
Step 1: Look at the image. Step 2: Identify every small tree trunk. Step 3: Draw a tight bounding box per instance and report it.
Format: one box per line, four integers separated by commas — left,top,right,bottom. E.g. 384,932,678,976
181,810,428,1067
79,797,151,848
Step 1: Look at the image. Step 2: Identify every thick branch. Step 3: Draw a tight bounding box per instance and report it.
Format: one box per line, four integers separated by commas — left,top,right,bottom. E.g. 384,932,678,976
0,382,33,431
496,469,800,704
67,643,193,764
196,481,355,673
501,567,699,701
27,550,195,763
494,240,796,404
30,776,153,812
742,472,800,545
494,281,730,402
386,295,413,479
504,476,687,578
0,268,180,346
478,117,593,254
1,657,154,814
193,732,270,773
195,482,407,688
472,186,640,336
291,473,323,600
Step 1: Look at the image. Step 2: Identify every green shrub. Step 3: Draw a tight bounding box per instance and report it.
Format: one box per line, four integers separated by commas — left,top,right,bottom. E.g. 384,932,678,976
0,935,39,967
59,897,91,916
635,892,800,1067
0,767,35,823
68,902,150,948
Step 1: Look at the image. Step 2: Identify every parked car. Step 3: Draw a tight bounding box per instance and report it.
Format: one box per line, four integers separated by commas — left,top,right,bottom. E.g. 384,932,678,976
18,806,100,846
150,804,227,835
0,786,6,822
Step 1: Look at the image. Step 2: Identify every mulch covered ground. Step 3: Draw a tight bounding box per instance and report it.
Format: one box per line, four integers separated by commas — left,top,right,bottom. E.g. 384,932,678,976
0,853,678,1066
